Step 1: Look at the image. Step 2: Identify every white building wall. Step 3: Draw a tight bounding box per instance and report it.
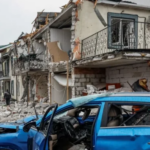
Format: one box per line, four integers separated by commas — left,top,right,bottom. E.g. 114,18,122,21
106,63,150,91
50,29,71,52
9,53,24,101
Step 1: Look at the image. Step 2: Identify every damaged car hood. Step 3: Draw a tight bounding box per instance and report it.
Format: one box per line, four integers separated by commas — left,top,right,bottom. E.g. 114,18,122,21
0,115,43,129
0,123,19,129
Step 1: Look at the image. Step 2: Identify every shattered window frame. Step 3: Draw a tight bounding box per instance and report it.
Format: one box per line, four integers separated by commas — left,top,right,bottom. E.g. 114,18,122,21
101,102,150,128
107,12,138,49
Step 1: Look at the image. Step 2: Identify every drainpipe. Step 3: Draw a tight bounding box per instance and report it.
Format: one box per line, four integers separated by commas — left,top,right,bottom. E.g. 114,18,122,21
16,75,17,101
94,6,107,27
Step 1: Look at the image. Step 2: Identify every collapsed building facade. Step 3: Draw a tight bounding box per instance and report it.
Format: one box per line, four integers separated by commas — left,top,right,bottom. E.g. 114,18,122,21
30,0,150,100
1,0,150,106
0,44,23,101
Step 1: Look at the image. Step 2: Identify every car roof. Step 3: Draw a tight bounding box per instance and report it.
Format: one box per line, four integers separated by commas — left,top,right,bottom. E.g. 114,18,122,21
91,92,150,103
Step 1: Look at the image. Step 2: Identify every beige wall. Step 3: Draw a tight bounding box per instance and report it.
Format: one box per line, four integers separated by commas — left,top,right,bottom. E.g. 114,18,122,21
75,1,150,40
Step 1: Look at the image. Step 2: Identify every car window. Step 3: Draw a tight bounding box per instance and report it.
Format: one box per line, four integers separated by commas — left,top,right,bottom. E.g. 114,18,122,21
102,103,150,128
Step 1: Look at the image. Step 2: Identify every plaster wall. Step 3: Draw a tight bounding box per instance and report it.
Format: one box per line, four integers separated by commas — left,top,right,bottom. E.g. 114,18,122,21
50,29,71,52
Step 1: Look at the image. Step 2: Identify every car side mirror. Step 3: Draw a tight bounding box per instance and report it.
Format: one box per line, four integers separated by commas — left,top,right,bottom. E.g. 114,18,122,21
23,121,36,132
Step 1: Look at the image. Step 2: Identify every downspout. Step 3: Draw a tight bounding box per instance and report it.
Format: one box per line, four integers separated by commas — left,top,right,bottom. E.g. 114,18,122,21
94,6,107,27
15,72,17,101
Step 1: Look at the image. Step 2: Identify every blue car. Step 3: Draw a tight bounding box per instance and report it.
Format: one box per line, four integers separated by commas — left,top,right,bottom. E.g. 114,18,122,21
1,93,150,150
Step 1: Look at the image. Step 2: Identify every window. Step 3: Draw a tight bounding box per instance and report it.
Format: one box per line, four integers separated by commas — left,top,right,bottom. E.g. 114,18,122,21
107,13,138,49
11,56,14,69
102,102,150,128
17,81,20,96
11,80,14,95
3,60,9,76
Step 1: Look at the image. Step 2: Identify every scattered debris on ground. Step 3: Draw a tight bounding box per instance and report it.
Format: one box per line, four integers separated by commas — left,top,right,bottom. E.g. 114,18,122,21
0,97,49,123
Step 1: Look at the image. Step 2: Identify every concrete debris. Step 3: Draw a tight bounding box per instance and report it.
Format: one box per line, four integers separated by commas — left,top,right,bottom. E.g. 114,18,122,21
83,84,132,95
0,100,50,123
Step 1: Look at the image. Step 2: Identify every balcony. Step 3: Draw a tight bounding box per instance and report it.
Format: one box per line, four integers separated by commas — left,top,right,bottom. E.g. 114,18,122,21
81,21,150,59
12,54,48,75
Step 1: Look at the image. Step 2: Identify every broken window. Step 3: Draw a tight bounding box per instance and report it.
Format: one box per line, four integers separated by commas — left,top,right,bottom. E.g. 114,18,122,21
108,13,138,49
102,103,150,127
111,18,135,49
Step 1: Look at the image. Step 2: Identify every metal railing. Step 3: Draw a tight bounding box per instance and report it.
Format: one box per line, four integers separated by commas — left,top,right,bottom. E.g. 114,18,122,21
81,21,150,59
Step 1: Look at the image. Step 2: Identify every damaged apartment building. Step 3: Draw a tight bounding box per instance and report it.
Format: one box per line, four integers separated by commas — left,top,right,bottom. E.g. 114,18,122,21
10,0,150,105
12,10,73,104
0,44,23,101
31,0,150,100
71,0,150,96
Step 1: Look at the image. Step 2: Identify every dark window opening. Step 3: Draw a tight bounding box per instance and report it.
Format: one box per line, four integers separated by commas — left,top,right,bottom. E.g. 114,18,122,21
108,13,138,49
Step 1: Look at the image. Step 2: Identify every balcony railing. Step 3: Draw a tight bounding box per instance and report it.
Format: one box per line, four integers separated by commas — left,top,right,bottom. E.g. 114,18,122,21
12,54,48,75
81,21,150,59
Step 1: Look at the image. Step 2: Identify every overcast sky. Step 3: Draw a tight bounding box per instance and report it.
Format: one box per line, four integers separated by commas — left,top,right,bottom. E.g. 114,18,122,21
0,0,150,45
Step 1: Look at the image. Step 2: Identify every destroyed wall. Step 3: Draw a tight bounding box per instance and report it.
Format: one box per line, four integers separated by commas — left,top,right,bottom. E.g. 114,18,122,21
6,53,24,101
35,75,48,101
72,68,106,97
106,63,150,91
32,40,46,61
50,29,71,52
17,40,28,57
9,53,24,101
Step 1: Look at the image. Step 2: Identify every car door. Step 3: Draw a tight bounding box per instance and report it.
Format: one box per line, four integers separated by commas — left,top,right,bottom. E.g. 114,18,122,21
28,104,58,150
95,102,150,150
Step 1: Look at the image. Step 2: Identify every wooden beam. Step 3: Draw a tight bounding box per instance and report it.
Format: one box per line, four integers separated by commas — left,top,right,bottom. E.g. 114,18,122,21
66,61,69,101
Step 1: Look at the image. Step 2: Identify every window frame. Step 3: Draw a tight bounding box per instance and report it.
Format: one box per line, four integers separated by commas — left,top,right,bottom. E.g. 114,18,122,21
11,80,14,96
101,101,150,128
107,12,138,49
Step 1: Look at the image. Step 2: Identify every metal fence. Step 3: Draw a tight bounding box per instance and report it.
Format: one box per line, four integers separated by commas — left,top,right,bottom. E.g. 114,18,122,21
81,21,150,59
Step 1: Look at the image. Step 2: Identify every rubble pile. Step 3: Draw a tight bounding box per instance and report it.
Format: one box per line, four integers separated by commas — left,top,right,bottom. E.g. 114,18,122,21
83,84,132,95
0,97,50,123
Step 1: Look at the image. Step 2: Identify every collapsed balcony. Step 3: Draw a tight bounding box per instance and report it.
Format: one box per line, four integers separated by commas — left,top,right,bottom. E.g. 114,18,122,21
81,21,150,59
12,53,48,75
